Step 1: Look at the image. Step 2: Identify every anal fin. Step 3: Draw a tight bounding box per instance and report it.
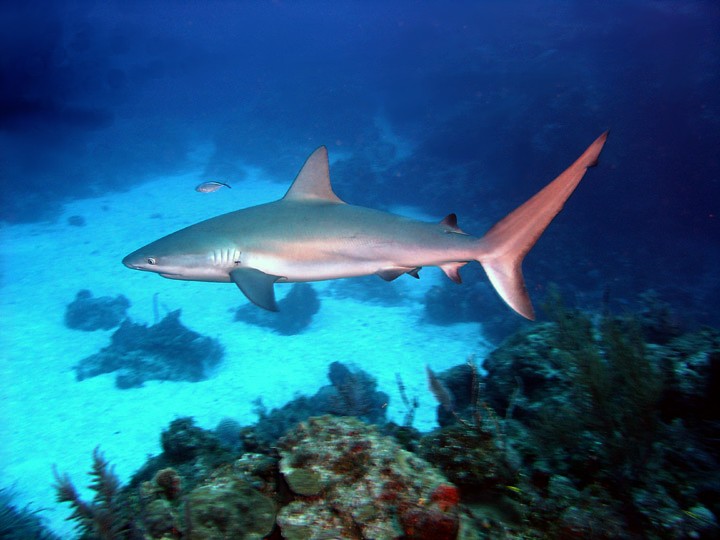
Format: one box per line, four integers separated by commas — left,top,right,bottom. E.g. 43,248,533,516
230,267,281,311
440,262,466,284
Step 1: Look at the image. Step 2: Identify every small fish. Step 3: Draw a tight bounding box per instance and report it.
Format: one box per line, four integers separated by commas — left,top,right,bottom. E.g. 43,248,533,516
195,181,231,193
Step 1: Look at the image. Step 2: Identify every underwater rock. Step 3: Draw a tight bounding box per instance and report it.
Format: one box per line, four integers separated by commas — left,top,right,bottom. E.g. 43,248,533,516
161,417,228,465
234,282,320,335
629,484,720,539
74,310,223,388
152,468,182,500
243,395,318,453
400,505,460,540
481,322,573,422
67,214,86,227
55,310,720,540
185,474,276,540
315,361,389,423
556,503,625,539
129,452,277,540
636,289,684,344
143,499,177,538
248,361,389,447
64,289,130,331
479,312,720,538
283,467,322,496
419,425,515,495
427,363,476,427
121,418,240,537
684,504,720,538
135,467,186,537
655,327,720,423
232,452,280,495
277,415,460,540
131,418,235,489
214,417,243,451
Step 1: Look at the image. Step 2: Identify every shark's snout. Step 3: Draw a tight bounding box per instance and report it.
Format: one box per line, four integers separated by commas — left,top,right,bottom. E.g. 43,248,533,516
122,253,146,270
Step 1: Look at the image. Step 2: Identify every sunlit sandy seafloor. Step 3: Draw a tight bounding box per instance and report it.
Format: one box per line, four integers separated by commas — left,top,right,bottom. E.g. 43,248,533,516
0,152,491,537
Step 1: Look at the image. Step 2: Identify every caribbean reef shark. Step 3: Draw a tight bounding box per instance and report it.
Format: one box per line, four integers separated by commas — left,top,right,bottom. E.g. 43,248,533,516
123,132,608,318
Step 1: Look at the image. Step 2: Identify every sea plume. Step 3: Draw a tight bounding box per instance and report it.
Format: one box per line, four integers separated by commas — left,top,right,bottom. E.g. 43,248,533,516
53,447,125,539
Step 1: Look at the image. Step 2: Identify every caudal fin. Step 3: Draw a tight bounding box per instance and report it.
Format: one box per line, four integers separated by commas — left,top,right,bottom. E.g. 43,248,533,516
478,132,609,320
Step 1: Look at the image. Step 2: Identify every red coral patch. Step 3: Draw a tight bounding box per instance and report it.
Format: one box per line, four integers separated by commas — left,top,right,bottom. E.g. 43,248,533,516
430,483,460,512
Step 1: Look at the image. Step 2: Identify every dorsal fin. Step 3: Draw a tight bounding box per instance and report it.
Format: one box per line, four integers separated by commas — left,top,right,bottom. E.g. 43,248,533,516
283,146,345,203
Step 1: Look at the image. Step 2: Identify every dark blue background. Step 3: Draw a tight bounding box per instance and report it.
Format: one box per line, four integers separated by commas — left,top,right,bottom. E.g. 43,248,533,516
2,0,718,323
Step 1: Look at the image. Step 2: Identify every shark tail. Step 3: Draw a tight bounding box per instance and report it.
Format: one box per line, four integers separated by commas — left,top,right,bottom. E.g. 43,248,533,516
476,132,609,320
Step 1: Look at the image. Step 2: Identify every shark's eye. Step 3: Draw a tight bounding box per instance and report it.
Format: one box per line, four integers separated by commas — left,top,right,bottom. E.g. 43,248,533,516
147,257,156,265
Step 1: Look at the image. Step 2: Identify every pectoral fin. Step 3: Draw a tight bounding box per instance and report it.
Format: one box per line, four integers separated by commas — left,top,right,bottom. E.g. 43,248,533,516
230,268,281,311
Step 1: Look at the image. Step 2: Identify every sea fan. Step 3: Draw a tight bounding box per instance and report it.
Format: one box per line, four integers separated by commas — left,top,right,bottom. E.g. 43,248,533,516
53,447,125,539
0,487,60,540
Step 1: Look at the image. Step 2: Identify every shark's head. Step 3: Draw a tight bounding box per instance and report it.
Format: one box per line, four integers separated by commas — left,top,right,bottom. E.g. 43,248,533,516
122,249,197,279
123,231,241,282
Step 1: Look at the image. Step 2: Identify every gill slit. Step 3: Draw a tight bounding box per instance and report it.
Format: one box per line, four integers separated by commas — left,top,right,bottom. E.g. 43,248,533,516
212,248,242,266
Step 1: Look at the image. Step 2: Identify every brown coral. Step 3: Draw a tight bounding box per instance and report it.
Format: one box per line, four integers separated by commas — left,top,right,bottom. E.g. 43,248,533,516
277,415,460,539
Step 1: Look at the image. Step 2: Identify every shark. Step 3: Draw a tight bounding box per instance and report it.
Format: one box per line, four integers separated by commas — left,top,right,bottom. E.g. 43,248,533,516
123,132,608,319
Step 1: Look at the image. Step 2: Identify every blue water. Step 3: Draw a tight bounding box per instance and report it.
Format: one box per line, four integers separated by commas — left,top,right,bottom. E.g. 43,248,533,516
2,1,719,537
3,0,718,322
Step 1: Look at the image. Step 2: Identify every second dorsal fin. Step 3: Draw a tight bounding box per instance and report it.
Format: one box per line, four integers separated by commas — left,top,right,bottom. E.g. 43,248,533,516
440,213,468,234
283,146,345,203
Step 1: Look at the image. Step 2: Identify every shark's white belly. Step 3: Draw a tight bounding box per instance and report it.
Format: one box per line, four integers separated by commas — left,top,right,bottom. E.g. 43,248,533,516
240,235,475,282
245,254,392,282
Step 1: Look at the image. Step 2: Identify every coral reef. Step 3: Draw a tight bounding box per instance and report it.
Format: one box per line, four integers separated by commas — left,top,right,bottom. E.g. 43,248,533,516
636,289,684,344
214,417,243,452
55,416,461,539
246,361,388,448
74,310,223,388
277,415,460,539
56,420,274,539
64,290,130,331
159,417,233,468
319,361,389,422
50,298,720,539
184,472,276,540
234,283,320,335
476,300,720,538
125,417,236,499
409,293,720,538
420,425,515,497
